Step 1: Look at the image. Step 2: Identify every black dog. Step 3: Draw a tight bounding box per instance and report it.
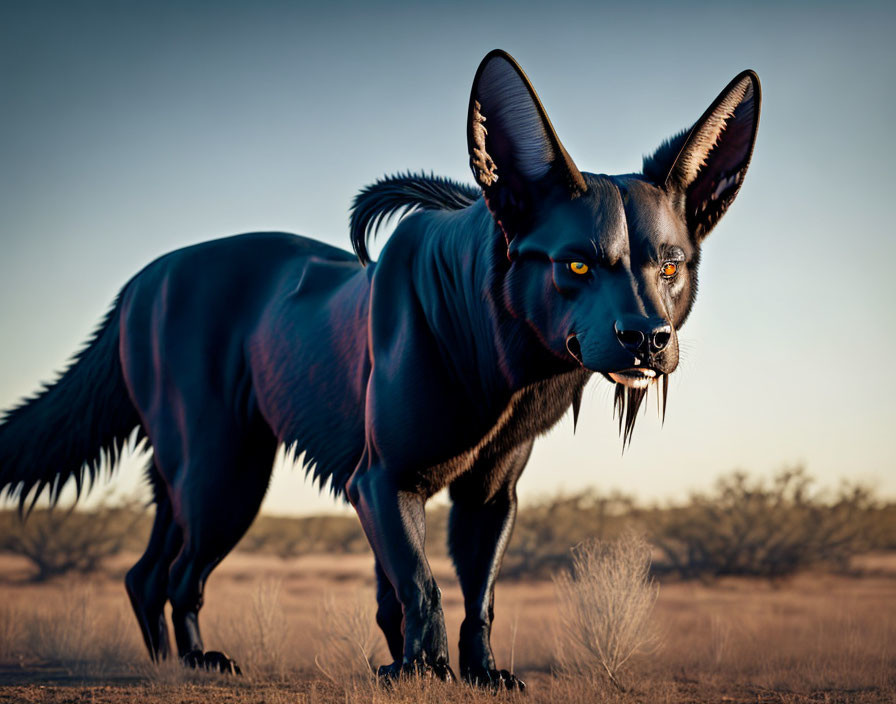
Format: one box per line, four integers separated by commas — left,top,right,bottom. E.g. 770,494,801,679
0,50,760,687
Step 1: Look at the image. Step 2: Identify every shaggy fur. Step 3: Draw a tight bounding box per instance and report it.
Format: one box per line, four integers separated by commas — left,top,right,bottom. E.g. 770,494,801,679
0,294,141,513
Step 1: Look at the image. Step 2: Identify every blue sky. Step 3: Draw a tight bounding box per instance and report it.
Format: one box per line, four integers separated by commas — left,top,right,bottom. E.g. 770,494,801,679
1,1,894,514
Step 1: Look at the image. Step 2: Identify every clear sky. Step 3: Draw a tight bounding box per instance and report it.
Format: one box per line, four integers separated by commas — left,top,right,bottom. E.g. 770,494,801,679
1,1,894,515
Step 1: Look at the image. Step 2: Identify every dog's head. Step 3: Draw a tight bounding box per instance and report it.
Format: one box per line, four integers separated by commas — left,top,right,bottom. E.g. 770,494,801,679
468,50,760,432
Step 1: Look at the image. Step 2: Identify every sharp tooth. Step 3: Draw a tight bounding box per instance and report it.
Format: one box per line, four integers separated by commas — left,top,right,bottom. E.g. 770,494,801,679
609,372,653,389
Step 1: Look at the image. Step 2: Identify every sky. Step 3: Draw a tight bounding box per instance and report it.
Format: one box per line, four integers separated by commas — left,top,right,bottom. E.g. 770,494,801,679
1,0,894,515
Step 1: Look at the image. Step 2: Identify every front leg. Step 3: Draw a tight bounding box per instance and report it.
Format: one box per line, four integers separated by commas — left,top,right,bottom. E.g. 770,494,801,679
347,463,453,680
374,558,404,664
448,442,531,691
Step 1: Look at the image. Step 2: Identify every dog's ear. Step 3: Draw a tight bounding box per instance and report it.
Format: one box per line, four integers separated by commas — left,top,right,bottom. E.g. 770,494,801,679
644,70,761,242
468,50,587,244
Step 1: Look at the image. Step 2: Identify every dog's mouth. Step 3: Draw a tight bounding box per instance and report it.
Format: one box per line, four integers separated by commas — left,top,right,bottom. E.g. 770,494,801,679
608,367,657,389
566,335,662,387
565,334,583,365
565,333,670,447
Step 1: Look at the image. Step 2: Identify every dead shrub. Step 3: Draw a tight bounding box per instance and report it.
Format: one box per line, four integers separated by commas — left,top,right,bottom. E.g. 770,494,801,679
0,495,146,581
213,468,895,583
502,491,636,579
554,531,659,690
650,468,882,579
238,514,368,558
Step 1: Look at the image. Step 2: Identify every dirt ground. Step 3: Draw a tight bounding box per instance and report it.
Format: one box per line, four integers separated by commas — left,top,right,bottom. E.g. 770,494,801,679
0,552,893,703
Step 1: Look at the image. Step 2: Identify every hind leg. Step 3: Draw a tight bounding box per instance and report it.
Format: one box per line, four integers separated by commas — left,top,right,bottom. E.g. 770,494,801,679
165,421,277,673
125,468,182,661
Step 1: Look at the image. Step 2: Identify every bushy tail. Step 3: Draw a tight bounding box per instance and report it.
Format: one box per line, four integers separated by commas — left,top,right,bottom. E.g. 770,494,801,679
349,171,480,265
0,291,141,512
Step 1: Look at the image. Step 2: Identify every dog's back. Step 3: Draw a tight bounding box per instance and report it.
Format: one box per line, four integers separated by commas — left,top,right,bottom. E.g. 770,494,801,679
117,232,367,493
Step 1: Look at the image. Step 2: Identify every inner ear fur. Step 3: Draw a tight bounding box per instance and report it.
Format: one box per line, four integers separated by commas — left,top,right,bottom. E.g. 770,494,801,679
467,49,586,243
643,70,761,241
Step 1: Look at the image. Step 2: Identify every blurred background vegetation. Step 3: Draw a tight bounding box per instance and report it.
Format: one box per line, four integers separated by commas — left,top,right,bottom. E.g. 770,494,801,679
2,467,893,583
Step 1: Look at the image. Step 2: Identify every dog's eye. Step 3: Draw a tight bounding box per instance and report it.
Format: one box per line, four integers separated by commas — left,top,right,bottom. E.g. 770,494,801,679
569,261,590,276
661,261,678,278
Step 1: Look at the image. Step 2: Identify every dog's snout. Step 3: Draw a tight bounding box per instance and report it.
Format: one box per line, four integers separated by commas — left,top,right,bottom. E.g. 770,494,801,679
651,325,672,351
614,319,672,357
614,327,645,351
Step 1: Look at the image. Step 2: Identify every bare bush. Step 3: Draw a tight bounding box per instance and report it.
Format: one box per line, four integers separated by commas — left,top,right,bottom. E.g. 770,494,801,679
212,469,896,584
554,531,659,690
0,496,146,581
238,514,369,558
502,490,637,579
650,468,882,579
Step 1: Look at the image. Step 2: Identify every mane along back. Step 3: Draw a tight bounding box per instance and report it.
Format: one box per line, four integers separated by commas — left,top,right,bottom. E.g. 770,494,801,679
350,172,481,265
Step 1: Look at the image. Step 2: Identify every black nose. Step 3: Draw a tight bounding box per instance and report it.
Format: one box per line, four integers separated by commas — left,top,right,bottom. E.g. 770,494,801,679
614,319,673,357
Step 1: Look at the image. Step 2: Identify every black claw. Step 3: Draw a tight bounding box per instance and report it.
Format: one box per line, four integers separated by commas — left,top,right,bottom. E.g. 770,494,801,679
377,658,454,684
181,649,241,675
204,650,241,675
182,649,203,669
439,663,457,683
377,660,402,684
463,666,526,692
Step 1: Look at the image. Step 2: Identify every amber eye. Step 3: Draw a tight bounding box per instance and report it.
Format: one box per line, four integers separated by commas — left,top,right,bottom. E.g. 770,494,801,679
661,261,678,278
569,261,590,275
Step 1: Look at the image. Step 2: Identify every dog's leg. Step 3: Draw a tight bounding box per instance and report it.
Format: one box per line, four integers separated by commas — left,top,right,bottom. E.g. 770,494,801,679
157,412,277,675
447,441,532,691
374,559,404,663
125,466,181,662
347,463,452,681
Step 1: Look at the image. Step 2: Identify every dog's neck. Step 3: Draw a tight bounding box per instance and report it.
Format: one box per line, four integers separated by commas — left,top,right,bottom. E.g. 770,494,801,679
409,199,576,407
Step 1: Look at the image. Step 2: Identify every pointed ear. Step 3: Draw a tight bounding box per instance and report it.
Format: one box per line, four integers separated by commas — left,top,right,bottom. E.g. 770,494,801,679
643,70,761,242
467,50,587,244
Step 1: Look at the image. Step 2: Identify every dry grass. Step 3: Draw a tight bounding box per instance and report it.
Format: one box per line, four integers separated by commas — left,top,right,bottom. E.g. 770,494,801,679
554,531,659,690
0,577,144,676
0,551,893,703
313,590,382,686
213,578,290,680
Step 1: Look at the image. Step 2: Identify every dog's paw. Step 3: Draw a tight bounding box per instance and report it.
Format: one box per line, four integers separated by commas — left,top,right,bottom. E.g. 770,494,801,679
181,649,241,675
376,660,402,683
462,665,526,692
377,658,455,684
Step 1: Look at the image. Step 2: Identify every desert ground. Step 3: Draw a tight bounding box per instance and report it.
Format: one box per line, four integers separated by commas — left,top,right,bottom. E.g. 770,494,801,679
0,550,893,704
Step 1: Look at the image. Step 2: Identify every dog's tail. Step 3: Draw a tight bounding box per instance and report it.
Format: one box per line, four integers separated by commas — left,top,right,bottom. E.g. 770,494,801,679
350,171,480,265
0,290,142,513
